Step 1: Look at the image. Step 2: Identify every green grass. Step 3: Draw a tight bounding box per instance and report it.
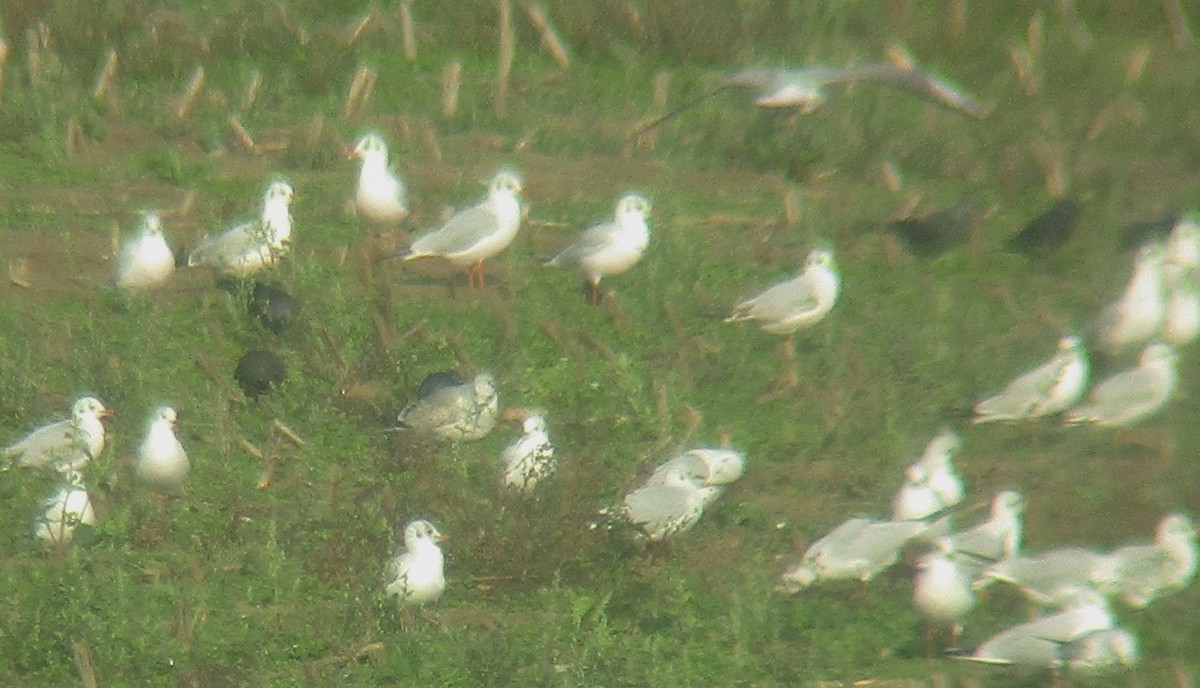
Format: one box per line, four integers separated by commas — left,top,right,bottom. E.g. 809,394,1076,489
0,0,1198,685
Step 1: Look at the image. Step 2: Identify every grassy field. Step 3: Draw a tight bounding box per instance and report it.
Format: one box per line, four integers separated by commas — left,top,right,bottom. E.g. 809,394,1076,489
0,1,1198,686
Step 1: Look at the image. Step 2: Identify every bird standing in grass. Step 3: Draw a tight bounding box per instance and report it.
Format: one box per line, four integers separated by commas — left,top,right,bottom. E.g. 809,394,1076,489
501,414,555,493
348,133,408,228
396,371,500,442
399,170,522,288
188,180,294,278
385,520,447,610
546,193,651,304
3,396,111,473
115,211,175,290
726,246,840,389
972,336,1089,423
134,406,189,493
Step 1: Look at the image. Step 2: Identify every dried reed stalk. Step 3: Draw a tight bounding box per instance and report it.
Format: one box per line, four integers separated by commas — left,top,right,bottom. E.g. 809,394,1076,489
93,49,118,100
495,0,514,119
305,114,326,153
72,639,99,688
342,13,373,45
25,29,42,92
227,115,257,153
272,419,305,447
175,66,205,120
65,118,84,159
0,38,9,104
8,257,31,288
400,1,418,60
441,60,462,118
242,68,263,110
342,65,372,121
419,118,443,162
523,4,569,68
1163,0,1194,48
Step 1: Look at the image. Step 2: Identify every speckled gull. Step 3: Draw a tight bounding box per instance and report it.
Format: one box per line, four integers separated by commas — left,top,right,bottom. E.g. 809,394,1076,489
955,590,1114,670
605,460,719,541
972,336,1089,423
135,406,189,493
348,133,408,227
940,491,1025,573
3,396,111,473
401,169,522,288
115,211,175,290
779,516,929,591
1094,242,1166,354
1064,343,1177,427
501,414,555,493
546,193,651,304
32,471,96,545
726,247,840,335
892,427,965,521
188,179,294,277
978,547,1111,605
913,550,975,646
395,371,499,441
1163,216,1200,344
385,520,447,608
1092,513,1197,608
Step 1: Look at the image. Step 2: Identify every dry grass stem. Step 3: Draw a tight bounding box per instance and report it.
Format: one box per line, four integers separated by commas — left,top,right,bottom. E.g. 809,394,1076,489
242,68,263,110
496,0,514,119
65,118,84,160
341,13,373,46
227,115,257,153
272,420,305,447
0,38,9,104
441,60,462,118
72,639,99,688
523,4,570,68
175,66,205,121
400,1,418,60
342,66,374,121
1162,0,1194,48
93,49,118,100
8,257,32,288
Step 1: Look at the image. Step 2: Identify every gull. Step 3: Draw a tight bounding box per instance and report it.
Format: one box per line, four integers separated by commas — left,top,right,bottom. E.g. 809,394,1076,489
1064,343,1177,427
1092,513,1197,608
892,427,965,521
779,517,929,591
385,519,447,609
978,547,1112,605
726,247,840,387
605,460,719,542
395,371,499,441
347,133,408,227
545,193,651,304
972,336,1089,423
3,396,111,473
1057,628,1140,675
32,471,97,545
399,169,522,288
114,211,175,290
1094,242,1166,354
648,447,747,490
501,414,555,493
941,491,1025,574
955,592,1114,670
187,179,294,278
1163,217,1200,345
913,550,975,650
134,406,189,493
634,49,984,136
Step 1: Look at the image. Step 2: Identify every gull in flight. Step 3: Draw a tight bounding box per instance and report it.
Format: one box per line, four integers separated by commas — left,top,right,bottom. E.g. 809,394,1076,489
1064,343,1177,427
347,133,408,228
1093,243,1166,354
188,179,294,278
780,516,929,591
134,406,189,493
3,396,111,473
1092,513,1197,608
634,47,984,136
545,193,651,304
115,211,175,290
726,246,841,388
892,427,965,521
500,414,555,493
395,371,500,441
32,471,96,545
972,336,1089,423
398,170,522,288
385,519,447,609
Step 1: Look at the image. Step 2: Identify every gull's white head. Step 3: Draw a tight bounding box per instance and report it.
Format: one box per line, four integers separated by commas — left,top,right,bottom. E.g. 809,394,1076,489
404,519,446,550
265,180,295,206
522,414,548,436
1140,343,1177,367
615,194,651,221
473,372,498,401
993,490,1025,518
351,133,389,161
1166,217,1200,269
806,247,836,270
1059,335,1083,352
72,396,110,422
1158,513,1197,543
151,405,179,429
138,211,164,237
488,170,523,197
904,464,928,485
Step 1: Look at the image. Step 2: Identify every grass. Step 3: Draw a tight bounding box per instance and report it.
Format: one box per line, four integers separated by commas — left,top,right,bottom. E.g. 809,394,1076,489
0,0,1199,686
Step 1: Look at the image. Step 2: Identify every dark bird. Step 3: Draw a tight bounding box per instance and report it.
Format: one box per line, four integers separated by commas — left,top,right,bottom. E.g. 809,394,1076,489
235,350,286,399
634,48,985,137
249,282,300,333
888,201,979,258
1007,198,1080,256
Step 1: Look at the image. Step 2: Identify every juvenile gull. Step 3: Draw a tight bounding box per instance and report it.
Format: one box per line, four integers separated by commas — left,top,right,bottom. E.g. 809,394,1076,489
1064,343,1177,427
134,406,189,493
348,133,408,227
500,414,555,493
972,336,1089,423
3,396,111,473
115,211,175,290
780,516,929,591
400,170,522,288
188,180,295,278
396,371,499,441
385,520,447,608
892,427,965,521
546,193,651,304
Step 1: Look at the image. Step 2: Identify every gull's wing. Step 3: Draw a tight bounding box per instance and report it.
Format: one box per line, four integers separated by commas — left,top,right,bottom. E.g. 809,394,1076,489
187,220,267,267
729,274,817,323
409,203,498,259
1069,366,1170,425
3,420,86,469
983,548,1107,602
975,355,1069,420
396,385,469,432
623,481,709,540
549,221,620,266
